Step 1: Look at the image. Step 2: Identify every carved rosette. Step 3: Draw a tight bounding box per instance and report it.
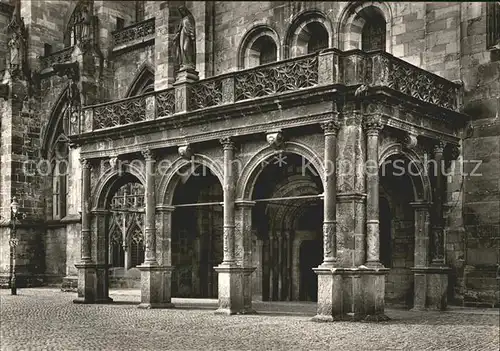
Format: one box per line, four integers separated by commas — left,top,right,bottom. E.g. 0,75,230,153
178,144,192,160
266,130,284,150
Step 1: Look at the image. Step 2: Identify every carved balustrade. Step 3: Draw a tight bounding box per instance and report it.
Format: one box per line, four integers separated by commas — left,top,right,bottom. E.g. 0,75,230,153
234,53,319,101
81,49,461,132
367,51,459,111
40,46,74,70
91,94,148,130
112,18,155,47
156,88,175,117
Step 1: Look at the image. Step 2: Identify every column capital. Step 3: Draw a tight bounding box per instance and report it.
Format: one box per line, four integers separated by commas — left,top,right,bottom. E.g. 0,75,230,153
80,158,92,169
321,119,340,135
433,141,446,155
363,114,384,134
220,137,235,150
142,149,156,161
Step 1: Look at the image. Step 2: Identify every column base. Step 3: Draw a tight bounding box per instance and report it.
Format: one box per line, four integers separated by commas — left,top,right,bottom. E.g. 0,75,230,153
74,262,111,304
137,264,175,309
241,267,257,315
214,263,244,315
411,266,451,311
313,266,390,322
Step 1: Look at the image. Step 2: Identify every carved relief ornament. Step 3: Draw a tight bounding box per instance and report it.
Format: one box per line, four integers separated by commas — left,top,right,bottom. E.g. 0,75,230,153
266,130,284,149
178,144,193,160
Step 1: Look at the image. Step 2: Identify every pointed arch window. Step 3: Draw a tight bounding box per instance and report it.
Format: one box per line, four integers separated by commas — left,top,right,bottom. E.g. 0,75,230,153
126,66,155,97
51,134,69,220
487,2,500,49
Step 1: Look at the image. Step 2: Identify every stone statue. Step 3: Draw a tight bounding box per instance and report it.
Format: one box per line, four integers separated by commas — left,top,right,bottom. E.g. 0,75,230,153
173,6,196,70
7,1,27,78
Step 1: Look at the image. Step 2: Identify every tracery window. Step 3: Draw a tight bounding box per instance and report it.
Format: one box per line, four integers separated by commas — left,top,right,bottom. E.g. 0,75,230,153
51,134,69,220
487,2,500,49
362,11,386,52
64,3,87,47
126,67,155,97
109,182,145,269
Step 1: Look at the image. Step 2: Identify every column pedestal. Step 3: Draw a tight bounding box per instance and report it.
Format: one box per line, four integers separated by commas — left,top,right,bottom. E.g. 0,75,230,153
313,267,389,322
214,264,244,315
137,264,175,309
241,267,257,314
411,267,450,311
73,263,113,304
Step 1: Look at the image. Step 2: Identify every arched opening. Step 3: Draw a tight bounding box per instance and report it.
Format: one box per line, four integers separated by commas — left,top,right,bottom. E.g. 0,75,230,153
126,66,154,97
338,3,391,52
285,11,332,58
107,178,145,286
361,9,387,52
171,165,223,298
252,152,323,301
380,155,416,308
239,26,279,69
306,22,329,54
64,2,89,47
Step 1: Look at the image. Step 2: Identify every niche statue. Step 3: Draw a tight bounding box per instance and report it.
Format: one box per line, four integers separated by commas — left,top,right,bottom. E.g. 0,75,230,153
173,6,196,70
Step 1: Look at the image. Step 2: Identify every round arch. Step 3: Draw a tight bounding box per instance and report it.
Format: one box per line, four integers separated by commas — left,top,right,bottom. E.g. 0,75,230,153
157,154,224,206
236,141,325,200
92,162,146,209
237,24,281,69
284,9,334,59
378,142,432,203
337,1,393,53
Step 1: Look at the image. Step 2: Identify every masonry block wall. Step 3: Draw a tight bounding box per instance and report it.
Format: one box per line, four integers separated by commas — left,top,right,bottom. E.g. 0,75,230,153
0,0,498,305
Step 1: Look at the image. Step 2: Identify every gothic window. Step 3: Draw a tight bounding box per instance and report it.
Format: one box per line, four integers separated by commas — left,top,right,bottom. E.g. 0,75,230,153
136,1,145,23
361,12,387,52
258,36,278,65
109,182,145,269
285,12,331,58
51,134,69,220
126,67,155,97
487,2,500,49
65,4,83,47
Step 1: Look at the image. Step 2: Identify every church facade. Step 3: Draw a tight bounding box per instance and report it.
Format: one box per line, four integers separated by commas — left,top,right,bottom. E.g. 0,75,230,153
0,0,499,319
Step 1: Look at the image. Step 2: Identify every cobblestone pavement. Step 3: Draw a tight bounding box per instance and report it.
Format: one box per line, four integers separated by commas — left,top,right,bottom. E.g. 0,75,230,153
1,288,498,351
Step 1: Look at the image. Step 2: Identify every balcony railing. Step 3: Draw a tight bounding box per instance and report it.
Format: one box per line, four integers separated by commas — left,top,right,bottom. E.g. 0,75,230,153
40,46,74,71
113,18,155,47
81,49,461,134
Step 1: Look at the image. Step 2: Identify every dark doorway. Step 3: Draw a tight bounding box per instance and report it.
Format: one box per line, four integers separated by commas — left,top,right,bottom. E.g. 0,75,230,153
299,240,322,302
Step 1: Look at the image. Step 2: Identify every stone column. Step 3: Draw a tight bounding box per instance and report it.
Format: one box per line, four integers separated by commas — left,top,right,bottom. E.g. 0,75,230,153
92,209,112,303
410,201,431,311
431,142,446,266
74,158,97,304
364,115,384,267
138,150,172,309
320,119,340,266
235,200,256,314
215,137,243,315
143,149,157,265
